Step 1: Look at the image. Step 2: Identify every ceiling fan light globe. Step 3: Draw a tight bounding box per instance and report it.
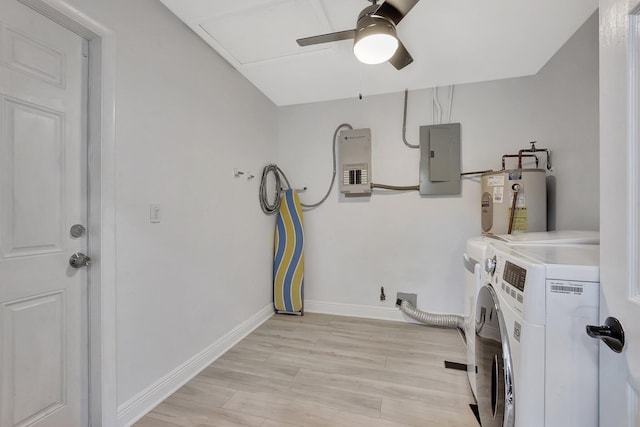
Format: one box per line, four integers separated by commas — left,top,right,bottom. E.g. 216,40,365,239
354,33,398,64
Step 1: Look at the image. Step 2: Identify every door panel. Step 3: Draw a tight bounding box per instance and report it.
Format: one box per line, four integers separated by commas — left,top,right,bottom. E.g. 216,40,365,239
1,96,64,257
2,292,65,426
599,0,640,425
1,25,66,87
0,0,87,426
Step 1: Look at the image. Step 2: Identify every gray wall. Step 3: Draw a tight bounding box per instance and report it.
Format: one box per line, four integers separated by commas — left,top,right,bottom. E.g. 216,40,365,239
277,12,599,316
63,0,279,412
51,0,597,422
537,12,600,230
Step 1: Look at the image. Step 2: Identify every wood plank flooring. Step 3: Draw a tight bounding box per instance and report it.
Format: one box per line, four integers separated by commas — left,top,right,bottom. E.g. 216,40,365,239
135,313,479,427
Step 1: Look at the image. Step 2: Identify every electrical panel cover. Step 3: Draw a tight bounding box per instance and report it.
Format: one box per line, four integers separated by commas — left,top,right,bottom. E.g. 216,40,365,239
339,128,372,197
419,123,461,196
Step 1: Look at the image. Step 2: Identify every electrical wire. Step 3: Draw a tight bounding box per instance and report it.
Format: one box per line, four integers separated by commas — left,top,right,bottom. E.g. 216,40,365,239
433,86,442,124
301,123,352,208
371,183,419,191
430,88,434,124
259,123,353,214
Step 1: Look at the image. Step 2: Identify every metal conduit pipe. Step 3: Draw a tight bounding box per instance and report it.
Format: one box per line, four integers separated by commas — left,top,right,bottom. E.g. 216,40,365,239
402,89,420,149
396,299,465,329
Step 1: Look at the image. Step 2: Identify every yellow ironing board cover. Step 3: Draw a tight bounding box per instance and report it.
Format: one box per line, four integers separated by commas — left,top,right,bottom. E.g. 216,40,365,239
273,189,304,314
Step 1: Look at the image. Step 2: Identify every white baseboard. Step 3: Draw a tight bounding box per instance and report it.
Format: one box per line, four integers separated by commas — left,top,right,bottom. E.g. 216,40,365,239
305,300,415,323
117,303,274,427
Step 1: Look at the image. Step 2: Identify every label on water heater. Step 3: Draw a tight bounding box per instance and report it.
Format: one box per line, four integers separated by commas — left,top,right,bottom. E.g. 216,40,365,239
493,187,504,203
487,176,505,186
507,207,529,231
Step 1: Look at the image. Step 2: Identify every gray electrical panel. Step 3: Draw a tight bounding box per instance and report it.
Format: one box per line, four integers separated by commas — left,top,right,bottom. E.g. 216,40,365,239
419,123,461,196
339,128,372,197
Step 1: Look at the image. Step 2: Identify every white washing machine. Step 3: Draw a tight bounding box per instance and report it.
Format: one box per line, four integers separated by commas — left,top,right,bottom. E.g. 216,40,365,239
463,231,598,399
475,242,600,427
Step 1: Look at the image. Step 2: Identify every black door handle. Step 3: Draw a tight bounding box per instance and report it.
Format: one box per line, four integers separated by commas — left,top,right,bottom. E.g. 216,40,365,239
586,316,625,353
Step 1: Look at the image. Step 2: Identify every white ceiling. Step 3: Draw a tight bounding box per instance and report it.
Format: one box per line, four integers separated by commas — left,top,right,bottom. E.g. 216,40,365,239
159,0,598,106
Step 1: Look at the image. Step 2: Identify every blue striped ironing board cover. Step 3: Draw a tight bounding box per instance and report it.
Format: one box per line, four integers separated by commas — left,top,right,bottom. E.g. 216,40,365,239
273,189,304,314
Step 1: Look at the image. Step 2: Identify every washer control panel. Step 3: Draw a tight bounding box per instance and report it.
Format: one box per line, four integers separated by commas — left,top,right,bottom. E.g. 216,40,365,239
503,261,526,292
487,253,526,313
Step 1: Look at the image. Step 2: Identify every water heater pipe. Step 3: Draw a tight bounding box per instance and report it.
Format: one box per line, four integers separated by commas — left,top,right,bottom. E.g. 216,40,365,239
518,141,552,171
396,299,464,329
502,154,539,170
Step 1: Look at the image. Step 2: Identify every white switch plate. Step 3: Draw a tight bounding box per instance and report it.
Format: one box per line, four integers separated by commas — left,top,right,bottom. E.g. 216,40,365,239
150,204,161,223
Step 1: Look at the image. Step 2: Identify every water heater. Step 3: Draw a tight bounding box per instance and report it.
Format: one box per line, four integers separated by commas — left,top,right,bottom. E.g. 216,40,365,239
481,169,547,235
339,128,372,197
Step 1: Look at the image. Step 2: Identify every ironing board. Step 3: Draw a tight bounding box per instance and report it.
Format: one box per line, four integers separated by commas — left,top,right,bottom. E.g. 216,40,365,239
273,189,304,314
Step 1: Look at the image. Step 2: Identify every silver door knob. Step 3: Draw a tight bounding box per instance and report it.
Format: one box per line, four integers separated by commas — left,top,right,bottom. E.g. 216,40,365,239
69,252,92,268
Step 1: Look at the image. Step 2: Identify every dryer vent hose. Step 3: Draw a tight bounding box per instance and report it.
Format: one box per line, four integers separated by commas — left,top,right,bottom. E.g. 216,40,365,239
397,299,465,329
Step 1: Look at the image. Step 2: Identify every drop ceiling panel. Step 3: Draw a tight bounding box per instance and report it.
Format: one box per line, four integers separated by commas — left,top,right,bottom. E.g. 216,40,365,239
159,0,599,106
198,0,331,65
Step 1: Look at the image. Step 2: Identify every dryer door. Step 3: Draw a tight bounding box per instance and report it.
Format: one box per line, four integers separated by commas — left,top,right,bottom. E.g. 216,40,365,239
475,285,515,427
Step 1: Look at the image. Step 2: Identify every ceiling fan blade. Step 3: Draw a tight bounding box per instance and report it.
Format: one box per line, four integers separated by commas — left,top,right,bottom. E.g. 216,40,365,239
388,40,413,70
374,0,420,25
297,29,356,47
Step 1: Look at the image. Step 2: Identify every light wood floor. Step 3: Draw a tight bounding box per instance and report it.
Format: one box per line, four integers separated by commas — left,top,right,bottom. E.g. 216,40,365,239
134,312,479,427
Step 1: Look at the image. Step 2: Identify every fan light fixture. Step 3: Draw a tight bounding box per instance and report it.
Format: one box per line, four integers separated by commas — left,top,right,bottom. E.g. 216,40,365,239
296,0,419,70
353,15,399,65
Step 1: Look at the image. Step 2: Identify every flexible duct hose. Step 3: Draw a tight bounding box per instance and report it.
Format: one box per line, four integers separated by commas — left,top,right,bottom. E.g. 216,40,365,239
397,299,465,329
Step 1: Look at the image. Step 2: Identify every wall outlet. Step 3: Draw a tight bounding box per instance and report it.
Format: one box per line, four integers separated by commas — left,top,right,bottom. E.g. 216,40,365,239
379,286,386,302
150,204,161,223
396,292,417,307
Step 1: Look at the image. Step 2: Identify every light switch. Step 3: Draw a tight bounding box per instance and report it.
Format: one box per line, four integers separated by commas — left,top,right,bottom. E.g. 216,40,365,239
150,204,161,223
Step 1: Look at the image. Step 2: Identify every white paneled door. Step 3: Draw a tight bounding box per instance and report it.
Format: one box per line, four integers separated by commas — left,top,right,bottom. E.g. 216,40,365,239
600,0,640,425
0,0,88,426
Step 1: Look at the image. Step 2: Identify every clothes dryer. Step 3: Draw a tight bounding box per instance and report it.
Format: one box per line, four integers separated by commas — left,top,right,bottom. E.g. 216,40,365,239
463,231,598,399
475,243,599,427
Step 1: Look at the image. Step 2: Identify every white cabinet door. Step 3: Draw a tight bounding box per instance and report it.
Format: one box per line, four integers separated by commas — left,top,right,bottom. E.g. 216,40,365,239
0,0,88,425
599,0,640,425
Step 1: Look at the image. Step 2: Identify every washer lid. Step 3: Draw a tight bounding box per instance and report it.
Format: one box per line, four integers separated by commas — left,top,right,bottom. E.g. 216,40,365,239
497,230,599,245
466,235,506,261
508,244,600,282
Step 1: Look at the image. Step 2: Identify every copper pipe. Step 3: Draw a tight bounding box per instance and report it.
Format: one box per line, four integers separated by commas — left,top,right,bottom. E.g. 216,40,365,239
502,154,539,170
518,141,552,170
507,183,522,234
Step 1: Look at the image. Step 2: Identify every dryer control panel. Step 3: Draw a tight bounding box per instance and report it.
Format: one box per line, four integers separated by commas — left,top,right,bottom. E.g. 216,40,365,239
486,244,547,325
503,261,526,292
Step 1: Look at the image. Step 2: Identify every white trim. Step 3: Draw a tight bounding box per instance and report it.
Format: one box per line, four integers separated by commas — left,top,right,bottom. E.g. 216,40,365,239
116,304,274,427
628,381,640,427
629,11,640,302
305,300,422,323
17,1,118,425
